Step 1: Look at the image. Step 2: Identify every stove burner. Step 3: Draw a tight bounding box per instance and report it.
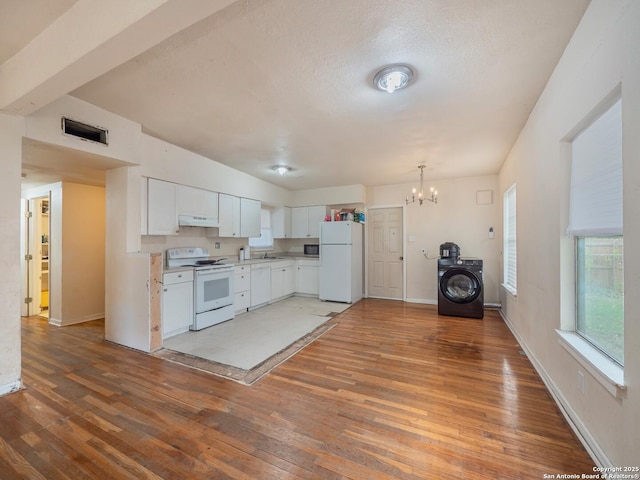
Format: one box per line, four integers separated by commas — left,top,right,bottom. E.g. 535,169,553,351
195,258,227,266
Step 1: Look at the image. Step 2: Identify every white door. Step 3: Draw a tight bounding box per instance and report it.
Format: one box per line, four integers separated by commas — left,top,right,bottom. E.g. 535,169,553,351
367,207,403,300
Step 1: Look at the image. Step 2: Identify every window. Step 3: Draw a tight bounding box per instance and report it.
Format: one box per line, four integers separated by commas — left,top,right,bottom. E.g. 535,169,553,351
568,98,623,365
503,184,517,295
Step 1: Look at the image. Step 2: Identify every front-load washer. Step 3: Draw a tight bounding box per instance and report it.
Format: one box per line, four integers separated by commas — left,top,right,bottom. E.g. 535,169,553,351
438,258,484,319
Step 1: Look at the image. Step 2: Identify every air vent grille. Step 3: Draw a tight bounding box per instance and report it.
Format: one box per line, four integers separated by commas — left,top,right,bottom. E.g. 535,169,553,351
61,117,108,145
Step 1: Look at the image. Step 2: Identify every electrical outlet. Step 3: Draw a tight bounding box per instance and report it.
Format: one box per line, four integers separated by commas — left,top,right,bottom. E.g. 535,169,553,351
215,242,221,249
578,371,585,394
421,248,426,254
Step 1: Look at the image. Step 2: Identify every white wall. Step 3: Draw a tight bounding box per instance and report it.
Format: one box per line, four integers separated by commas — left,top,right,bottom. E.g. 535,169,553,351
0,113,24,395
60,183,106,325
138,134,290,207
25,96,142,164
23,182,106,326
105,167,152,352
498,0,640,466
293,184,366,206
366,174,501,304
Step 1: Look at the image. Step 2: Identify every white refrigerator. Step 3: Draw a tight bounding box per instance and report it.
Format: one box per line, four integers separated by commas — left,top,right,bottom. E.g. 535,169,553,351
319,221,363,303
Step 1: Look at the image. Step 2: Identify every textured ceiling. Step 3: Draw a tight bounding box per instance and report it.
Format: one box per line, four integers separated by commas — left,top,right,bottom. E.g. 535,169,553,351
0,0,78,64
7,0,590,191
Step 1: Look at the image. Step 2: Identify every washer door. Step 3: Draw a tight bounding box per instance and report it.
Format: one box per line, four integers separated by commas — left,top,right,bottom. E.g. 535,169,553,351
440,269,481,304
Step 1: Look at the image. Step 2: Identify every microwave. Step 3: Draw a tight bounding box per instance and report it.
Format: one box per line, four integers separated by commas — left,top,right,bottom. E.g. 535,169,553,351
304,244,319,255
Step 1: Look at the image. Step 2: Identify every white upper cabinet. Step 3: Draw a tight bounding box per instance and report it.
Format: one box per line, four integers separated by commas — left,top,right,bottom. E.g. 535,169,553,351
141,177,148,235
272,206,292,238
176,185,218,219
147,178,179,235
291,206,327,238
240,198,261,238
218,193,241,237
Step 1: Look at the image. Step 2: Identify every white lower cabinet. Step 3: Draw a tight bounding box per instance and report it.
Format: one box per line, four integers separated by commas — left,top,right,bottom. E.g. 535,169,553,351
296,259,319,295
270,260,295,301
162,270,194,338
234,265,251,314
250,263,271,308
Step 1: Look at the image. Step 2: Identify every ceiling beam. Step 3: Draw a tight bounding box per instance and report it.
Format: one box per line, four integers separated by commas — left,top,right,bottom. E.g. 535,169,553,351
0,0,237,116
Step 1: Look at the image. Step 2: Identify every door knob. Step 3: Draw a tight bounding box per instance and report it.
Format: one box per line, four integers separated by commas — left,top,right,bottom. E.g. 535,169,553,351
400,256,404,260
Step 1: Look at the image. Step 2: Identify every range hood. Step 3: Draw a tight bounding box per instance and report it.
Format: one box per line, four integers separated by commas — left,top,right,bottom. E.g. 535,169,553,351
178,214,219,228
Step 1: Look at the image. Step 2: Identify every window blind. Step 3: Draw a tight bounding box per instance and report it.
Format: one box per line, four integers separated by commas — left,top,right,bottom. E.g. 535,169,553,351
567,99,623,236
503,184,517,293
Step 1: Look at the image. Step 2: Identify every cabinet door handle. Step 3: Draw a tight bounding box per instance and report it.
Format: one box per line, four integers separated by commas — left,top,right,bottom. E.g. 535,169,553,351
177,274,182,278
163,288,168,292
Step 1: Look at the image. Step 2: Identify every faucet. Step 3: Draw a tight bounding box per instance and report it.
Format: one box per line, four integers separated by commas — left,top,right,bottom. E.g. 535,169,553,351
262,252,269,259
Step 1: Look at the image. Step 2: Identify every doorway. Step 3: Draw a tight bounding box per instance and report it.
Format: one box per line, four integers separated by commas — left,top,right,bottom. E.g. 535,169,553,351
367,207,404,300
22,195,50,318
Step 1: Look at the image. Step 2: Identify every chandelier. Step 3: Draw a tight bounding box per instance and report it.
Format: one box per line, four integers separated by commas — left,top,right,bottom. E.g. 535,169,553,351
406,165,437,205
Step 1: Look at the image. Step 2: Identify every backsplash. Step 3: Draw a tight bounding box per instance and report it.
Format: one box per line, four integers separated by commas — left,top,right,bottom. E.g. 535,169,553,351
141,227,246,260
140,228,319,262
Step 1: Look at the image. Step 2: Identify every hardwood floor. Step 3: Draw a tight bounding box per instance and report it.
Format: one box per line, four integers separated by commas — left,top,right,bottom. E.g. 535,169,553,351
2,300,594,479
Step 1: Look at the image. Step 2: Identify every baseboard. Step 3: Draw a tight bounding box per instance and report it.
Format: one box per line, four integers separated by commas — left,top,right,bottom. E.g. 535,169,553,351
405,298,437,305
0,379,23,397
49,313,105,327
48,317,62,326
403,298,500,309
498,309,611,468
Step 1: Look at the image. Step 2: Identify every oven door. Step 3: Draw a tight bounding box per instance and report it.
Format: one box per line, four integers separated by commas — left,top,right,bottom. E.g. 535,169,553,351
195,268,234,313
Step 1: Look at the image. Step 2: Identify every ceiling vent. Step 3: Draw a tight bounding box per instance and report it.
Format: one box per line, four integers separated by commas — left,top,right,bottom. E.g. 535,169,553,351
61,117,109,145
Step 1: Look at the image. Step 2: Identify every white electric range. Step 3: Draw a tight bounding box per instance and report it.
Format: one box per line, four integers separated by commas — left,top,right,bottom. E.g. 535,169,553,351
166,247,235,330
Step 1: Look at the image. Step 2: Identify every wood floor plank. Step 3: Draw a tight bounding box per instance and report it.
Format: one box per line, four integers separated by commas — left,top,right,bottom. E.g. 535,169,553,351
0,300,595,479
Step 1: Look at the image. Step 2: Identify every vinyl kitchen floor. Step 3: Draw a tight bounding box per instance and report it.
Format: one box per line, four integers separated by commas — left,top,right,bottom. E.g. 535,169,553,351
162,296,351,370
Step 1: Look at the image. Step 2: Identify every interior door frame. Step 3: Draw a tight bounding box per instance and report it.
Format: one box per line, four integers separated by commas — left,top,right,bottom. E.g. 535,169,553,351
21,193,51,318
20,199,33,316
364,204,406,301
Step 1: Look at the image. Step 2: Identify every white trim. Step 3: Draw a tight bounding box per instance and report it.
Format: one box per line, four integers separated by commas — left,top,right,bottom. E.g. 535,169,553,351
405,297,437,305
48,312,105,327
404,299,500,308
499,309,610,469
556,330,625,398
0,380,23,397
501,283,517,298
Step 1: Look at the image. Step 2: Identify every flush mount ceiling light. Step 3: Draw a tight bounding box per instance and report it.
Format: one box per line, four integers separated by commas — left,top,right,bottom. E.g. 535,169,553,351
273,165,291,175
373,64,414,93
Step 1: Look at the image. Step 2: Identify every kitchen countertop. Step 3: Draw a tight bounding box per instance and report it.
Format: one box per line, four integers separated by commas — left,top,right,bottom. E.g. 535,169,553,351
232,253,319,266
163,253,319,273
